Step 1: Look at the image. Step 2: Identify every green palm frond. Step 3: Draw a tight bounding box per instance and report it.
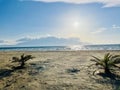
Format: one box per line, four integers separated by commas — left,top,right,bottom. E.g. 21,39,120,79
12,57,20,62
11,54,35,68
91,56,101,62
113,64,120,69
91,53,120,74
104,53,110,60
24,55,35,62
21,54,24,60
112,58,120,64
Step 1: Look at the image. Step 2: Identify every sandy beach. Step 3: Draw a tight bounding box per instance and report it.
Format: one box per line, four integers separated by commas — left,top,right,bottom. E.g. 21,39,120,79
0,50,120,90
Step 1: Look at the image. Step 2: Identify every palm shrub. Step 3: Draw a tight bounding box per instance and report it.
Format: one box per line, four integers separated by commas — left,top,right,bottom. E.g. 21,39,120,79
91,53,120,75
12,54,35,69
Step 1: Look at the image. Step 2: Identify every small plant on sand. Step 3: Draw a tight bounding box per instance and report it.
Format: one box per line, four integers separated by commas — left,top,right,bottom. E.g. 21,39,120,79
12,54,35,69
67,68,80,73
91,53,120,75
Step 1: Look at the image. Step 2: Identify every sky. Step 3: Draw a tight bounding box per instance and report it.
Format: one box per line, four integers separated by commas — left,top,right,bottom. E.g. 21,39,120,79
0,0,120,46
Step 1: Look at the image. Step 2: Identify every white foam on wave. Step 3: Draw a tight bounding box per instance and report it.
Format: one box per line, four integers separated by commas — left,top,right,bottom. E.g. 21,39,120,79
67,45,85,50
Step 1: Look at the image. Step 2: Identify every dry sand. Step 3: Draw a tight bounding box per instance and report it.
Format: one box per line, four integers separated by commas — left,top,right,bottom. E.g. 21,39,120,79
0,50,120,90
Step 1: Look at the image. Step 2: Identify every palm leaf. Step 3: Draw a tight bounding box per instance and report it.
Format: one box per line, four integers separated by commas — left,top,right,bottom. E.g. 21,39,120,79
104,53,110,60
90,53,120,74
21,54,25,60
91,56,101,62
12,57,20,62
113,64,120,69
24,55,35,62
111,55,120,59
11,54,35,68
114,57,120,63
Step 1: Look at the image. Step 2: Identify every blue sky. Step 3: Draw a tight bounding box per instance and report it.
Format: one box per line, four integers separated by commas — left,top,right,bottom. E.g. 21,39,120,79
0,0,120,45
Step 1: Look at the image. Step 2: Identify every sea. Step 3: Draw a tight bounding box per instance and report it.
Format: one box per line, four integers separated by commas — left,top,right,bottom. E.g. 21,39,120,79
0,44,120,51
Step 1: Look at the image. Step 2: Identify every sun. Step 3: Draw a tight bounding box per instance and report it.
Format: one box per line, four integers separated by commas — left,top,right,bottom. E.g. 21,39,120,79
73,21,79,28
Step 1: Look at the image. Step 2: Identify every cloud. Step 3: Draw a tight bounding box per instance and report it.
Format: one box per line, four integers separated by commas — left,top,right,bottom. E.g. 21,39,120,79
91,27,107,34
20,0,120,7
92,24,120,34
0,40,3,42
0,40,21,45
112,24,120,29
0,36,84,46
16,36,82,46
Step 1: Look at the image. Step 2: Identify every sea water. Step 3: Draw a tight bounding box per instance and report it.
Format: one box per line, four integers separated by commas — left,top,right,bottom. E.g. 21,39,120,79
0,44,120,51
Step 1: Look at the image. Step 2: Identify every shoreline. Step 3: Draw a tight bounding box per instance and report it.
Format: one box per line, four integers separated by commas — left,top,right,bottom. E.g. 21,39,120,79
0,50,120,52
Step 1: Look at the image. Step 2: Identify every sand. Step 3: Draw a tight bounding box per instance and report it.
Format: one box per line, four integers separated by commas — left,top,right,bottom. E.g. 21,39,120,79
0,50,120,90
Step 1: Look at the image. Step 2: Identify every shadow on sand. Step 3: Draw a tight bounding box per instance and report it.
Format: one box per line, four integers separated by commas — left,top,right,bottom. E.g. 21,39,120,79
0,69,14,79
92,72,120,90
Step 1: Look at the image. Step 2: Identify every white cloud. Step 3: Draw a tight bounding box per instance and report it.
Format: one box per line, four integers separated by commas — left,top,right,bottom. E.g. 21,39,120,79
21,0,120,7
0,36,82,46
91,27,107,34
23,34,54,40
112,24,120,29
92,24,120,34
0,40,21,45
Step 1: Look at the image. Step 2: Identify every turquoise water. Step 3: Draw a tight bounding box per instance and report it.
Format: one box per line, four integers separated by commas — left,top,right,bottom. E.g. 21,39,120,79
0,44,120,51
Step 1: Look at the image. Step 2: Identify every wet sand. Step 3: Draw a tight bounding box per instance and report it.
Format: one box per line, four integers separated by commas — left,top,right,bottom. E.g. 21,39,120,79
0,51,120,90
